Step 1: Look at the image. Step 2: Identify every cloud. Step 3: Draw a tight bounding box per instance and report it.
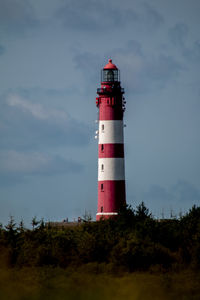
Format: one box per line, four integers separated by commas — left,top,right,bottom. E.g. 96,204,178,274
0,150,83,186
145,185,171,202
110,40,183,93
169,23,200,63
0,0,39,36
171,180,200,204
55,0,135,31
55,0,163,33
7,94,68,121
0,45,5,55
0,93,90,150
72,36,182,93
169,23,188,47
72,52,101,84
182,39,200,62
144,181,200,207
0,91,87,186
142,3,164,30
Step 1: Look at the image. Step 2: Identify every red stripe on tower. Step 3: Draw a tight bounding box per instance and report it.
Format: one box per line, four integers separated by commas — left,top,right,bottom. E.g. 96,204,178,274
96,59,126,220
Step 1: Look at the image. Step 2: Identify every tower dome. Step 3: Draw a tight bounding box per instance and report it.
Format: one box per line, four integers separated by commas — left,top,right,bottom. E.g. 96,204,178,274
103,59,118,70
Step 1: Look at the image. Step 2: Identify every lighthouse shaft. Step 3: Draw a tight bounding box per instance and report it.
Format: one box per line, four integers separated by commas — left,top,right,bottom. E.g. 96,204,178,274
96,59,126,220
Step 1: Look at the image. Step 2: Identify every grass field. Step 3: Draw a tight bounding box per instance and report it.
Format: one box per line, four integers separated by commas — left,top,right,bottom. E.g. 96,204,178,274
0,266,199,300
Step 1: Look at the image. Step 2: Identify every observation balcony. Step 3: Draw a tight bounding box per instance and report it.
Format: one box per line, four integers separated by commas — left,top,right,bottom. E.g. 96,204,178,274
97,86,124,94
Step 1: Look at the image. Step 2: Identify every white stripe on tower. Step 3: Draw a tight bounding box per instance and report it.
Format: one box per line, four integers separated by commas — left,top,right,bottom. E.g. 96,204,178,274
98,120,124,144
98,158,125,181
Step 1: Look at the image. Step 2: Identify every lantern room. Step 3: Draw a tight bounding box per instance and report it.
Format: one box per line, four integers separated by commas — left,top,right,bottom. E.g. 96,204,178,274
101,59,120,82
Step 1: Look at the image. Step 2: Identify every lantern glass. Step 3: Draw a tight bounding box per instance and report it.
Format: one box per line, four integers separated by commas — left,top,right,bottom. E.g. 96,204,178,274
102,69,119,82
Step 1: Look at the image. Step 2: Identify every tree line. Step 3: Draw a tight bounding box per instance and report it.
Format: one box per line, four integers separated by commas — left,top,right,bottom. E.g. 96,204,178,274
0,202,200,272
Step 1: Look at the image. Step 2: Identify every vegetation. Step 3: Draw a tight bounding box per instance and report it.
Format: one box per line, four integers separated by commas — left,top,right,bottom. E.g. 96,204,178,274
0,203,200,299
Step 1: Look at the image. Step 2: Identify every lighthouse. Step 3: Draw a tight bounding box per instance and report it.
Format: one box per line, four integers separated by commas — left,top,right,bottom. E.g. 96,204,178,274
96,59,126,220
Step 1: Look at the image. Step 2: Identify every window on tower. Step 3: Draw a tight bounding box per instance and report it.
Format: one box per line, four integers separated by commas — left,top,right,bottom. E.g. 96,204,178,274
101,183,104,191
101,164,104,171
102,124,104,132
101,206,103,212
101,144,104,152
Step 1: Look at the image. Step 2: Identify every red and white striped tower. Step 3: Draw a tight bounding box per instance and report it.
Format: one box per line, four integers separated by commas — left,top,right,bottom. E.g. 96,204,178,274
96,59,126,221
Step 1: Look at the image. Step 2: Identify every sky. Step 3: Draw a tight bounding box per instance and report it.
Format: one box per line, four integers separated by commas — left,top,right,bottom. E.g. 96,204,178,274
0,0,200,225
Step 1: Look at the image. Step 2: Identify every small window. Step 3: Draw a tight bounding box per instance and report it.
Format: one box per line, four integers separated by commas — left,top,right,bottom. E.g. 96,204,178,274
101,144,104,151
101,164,104,171
102,124,104,131
101,206,103,212
101,184,103,190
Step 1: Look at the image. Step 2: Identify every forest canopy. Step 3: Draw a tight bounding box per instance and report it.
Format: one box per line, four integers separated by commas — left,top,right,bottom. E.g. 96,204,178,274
0,203,200,272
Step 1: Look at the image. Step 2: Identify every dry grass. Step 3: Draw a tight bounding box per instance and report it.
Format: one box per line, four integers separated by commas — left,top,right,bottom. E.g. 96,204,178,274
0,266,199,300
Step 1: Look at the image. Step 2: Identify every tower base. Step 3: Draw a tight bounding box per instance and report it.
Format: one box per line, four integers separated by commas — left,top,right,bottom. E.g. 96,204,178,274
96,212,118,221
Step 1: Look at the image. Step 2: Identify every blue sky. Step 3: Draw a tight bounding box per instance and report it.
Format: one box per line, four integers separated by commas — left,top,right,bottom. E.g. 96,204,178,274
0,0,200,225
